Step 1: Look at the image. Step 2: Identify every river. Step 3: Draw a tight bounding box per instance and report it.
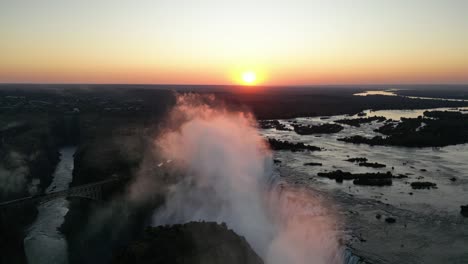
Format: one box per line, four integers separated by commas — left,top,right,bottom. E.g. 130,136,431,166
261,107,468,263
23,147,76,264
354,89,468,102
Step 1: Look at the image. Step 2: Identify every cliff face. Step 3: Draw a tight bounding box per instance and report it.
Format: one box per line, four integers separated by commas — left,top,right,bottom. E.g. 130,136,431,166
71,132,144,186
0,116,62,264
0,119,60,201
112,222,264,264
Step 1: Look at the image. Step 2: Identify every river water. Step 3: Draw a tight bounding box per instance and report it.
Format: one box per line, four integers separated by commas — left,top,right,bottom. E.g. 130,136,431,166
24,147,76,264
354,89,468,102
261,107,468,263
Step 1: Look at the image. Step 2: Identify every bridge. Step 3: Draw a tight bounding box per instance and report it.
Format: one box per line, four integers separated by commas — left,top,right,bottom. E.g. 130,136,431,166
0,176,126,226
0,159,171,227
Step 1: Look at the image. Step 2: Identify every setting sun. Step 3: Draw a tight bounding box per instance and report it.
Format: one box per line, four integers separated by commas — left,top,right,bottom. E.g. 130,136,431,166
241,71,257,85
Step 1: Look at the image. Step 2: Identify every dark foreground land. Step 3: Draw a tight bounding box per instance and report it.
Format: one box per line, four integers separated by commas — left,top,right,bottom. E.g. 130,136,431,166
112,222,263,264
1,84,468,263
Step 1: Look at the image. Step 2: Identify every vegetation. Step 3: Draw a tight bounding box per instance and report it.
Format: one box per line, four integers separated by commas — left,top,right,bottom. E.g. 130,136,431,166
267,138,321,152
258,120,290,131
317,170,393,186
292,123,343,135
335,116,386,127
339,110,468,147
410,182,437,189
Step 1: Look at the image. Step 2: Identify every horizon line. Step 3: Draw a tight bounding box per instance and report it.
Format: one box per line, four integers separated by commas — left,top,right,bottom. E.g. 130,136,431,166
1,82,468,88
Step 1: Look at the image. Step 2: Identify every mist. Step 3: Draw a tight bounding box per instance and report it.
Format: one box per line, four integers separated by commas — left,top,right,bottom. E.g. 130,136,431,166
0,151,29,196
147,93,342,264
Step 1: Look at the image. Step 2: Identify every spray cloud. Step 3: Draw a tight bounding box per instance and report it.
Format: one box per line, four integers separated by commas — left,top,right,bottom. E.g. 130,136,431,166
0,151,29,196
147,93,342,264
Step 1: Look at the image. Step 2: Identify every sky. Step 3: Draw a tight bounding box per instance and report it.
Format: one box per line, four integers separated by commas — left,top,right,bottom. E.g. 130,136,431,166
0,0,467,86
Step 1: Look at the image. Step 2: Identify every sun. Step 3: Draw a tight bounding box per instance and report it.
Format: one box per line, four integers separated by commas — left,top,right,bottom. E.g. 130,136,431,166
241,71,257,85
231,67,265,86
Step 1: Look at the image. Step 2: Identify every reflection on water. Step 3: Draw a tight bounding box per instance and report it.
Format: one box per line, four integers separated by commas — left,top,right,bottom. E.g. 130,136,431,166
354,90,468,102
24,147,76,264
354,90,397,97
363,107,468,120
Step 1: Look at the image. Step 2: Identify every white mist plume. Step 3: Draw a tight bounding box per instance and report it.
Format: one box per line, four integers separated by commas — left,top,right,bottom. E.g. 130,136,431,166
150,93,342,264
0,151,29,196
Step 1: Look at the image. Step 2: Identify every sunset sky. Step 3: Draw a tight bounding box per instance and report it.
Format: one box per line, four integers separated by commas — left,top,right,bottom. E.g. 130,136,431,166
1,0,467,86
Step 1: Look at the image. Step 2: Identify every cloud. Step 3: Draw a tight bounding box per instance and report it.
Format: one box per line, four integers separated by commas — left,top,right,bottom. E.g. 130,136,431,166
141,93,342,264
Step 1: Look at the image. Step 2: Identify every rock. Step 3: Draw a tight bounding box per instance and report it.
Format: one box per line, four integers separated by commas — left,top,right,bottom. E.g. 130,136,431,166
410,182,437,189
461,205,468,217
304,162,322,166
450,177,457,182
345,157,368,163
358,162,386,168
385,217,396,224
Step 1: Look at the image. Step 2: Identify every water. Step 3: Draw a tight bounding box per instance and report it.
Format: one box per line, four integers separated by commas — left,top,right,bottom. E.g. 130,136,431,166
363,107,468,120
261,108,468,263
263,111,468,215
354,90,398,97
24,147,76,264
354,89,468,102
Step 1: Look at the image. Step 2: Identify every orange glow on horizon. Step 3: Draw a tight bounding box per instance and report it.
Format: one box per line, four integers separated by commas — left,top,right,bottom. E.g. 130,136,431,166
1,1,467,85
